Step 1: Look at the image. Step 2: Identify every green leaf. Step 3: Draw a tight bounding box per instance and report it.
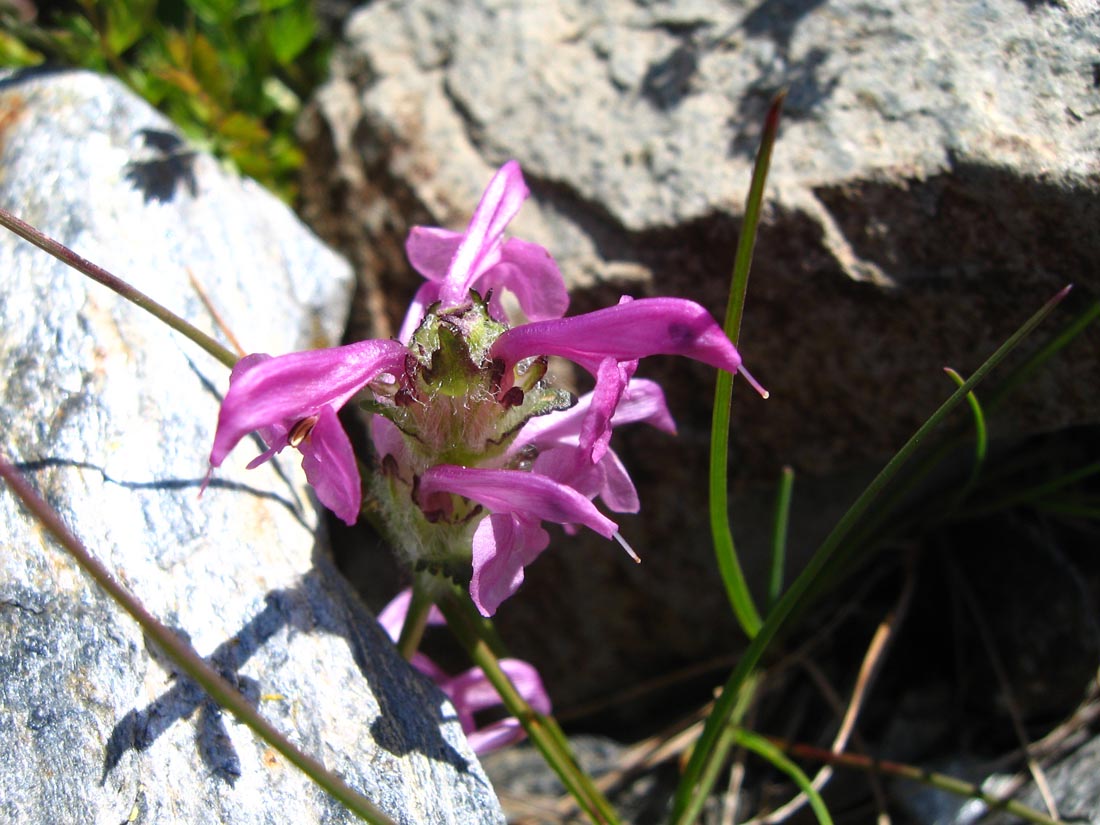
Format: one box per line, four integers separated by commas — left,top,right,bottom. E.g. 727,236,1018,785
709,92,785,639
189,32,232,108
182,0,239,25
266,3,316,65
0,31,45,67
218,110,270,143
103,0,149,57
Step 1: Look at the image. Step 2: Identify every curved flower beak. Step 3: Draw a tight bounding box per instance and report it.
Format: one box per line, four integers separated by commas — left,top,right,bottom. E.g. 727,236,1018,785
490,296,768,397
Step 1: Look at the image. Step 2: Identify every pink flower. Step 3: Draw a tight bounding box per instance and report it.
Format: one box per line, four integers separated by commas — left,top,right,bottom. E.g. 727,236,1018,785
208,340,407,525
491,295,768,397
399,160,568,342
513,373,677,514
377,589,551,755
209,160,763,617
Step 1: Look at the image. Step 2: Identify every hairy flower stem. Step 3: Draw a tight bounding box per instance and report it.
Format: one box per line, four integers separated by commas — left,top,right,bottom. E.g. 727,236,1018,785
397,582,435,661
435,584,622,825
0,206,239,369
0,457,394,825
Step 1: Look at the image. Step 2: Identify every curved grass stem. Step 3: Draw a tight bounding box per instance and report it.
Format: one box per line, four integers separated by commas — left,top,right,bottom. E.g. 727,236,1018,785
709,91,785,639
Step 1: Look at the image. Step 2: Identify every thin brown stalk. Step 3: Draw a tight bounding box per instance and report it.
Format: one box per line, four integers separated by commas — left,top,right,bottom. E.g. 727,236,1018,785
947,558,1060,820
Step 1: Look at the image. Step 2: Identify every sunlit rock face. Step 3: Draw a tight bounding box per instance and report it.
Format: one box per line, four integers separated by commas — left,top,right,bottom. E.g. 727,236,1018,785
0,69,503,825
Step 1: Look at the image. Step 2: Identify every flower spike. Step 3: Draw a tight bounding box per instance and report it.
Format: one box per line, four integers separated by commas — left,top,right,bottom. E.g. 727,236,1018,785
209,160,763,615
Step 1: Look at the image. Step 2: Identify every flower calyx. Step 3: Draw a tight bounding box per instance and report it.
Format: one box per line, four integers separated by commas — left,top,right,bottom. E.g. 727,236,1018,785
365,291,573,467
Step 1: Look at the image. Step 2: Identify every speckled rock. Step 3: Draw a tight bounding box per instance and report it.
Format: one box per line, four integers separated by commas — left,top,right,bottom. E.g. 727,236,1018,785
0,69,503,824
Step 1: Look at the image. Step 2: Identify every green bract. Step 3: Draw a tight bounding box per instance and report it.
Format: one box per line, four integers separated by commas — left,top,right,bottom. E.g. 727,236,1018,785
368,292,573,469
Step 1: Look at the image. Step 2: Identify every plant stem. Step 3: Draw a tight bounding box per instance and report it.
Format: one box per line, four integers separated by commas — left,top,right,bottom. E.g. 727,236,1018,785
396,579,435,661
0,457,394,825
767,466,795,609
0,206,239,369
436,585,621,825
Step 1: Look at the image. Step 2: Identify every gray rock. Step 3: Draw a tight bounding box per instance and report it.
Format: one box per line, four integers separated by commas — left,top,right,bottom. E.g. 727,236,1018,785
0,70,503,824
300,0,1100,715
893,732,1100,825
978,732,1100,825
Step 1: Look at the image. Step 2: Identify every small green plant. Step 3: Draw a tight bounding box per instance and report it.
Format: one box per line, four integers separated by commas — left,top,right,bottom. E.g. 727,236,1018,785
0,0,328,201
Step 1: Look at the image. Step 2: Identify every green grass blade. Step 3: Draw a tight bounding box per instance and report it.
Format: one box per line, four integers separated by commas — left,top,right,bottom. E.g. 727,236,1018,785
672,286,1072,824
709,91,785,639
1033,500,1100,519
943,367,987,502
965,459,1100,518
768,466,795,609
984,296,1100,414
733,729,834,825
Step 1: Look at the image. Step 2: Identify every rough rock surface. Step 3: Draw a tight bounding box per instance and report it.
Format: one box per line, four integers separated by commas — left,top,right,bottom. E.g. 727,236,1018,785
300,0,1100,717
0,70,503,824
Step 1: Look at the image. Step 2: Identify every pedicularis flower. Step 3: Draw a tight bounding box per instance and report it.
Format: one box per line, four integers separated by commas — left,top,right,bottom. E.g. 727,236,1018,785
209,161,764,616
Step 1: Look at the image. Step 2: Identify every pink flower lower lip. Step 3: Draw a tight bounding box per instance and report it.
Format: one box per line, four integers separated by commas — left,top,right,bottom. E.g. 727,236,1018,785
418,464,618,539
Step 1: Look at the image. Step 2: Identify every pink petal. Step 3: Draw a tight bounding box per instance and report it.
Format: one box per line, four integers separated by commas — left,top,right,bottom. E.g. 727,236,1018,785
480,237,569,321
210,339,407,467
517,377,674,455
465,721,524,756
446,658,550,716
491,297,743,376
438,161,529,308
611,378,677,434
405,226,462,281
376,588,446,642
592,449,640,513
579,358,635,464
528,445,639,513
298,405,362,526
420,465,618,539
444,658,551,754
470,513,549,616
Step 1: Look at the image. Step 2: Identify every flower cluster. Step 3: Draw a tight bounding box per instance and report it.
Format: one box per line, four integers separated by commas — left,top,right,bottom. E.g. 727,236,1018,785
208,161,763,616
